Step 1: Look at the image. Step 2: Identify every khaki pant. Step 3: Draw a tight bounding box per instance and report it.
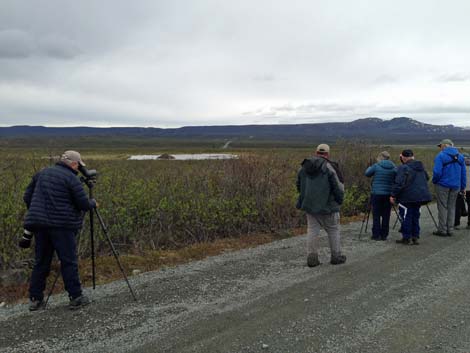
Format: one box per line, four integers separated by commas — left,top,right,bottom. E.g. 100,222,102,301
435,185,459,233
306,212,341,256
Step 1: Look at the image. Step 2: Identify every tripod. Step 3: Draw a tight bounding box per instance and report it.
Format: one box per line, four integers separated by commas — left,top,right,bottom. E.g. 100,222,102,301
44,176,137,308
359,197,371,239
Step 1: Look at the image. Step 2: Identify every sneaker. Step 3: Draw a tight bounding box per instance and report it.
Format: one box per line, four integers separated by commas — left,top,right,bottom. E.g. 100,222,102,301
396,238,411,245
69,295,90,310
446,232,453,237
330,254,347,265
29,299,45,311
307,253,321,267
370,236,380,241
411,237,419,245
433,231,447,237
454,226,460,230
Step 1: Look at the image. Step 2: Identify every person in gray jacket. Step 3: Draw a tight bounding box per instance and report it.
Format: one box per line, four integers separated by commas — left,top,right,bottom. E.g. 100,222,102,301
296,144,346,267
365,151,397,240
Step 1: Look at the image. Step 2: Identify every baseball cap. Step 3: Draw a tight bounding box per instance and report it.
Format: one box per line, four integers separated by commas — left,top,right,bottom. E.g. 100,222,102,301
401,149,414,157
61,150,86,166
316,143,330,153
437,139,454,147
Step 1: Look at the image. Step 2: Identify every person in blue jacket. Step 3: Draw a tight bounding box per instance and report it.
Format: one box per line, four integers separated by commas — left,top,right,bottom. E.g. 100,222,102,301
432,139,467,236
390,149,432,245
365,151,397,240
23,151,97,311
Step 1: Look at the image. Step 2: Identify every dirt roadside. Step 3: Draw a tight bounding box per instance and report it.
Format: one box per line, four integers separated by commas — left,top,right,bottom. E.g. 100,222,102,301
2,204,470,353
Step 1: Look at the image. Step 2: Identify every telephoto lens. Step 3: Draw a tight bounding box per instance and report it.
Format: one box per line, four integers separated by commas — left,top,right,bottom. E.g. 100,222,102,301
19,229,33,249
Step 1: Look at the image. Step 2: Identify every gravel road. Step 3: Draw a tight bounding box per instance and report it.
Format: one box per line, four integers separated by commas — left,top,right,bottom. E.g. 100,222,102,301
2,204,470,353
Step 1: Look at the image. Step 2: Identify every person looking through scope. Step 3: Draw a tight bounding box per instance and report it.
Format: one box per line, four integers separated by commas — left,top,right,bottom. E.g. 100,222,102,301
21,150,97,311
364,151,397,241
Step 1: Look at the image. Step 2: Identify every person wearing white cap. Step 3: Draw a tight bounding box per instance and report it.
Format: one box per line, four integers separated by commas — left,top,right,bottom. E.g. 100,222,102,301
23,150,96,311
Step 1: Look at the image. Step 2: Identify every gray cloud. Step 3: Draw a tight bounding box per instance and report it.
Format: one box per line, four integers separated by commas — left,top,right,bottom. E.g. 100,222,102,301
0,29,81,60
0,29,35,58
436,73,470,83
0,0,469,127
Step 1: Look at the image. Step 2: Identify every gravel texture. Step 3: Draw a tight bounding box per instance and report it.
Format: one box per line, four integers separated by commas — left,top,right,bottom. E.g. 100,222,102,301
2,204,470,353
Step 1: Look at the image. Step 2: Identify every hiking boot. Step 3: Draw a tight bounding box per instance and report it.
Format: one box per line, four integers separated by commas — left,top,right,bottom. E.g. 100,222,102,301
29,298,45,311
433,231,447,237
396,238,411,245
330,254,347,265
69,295,90,310
307,253,321,267
411,237,419,245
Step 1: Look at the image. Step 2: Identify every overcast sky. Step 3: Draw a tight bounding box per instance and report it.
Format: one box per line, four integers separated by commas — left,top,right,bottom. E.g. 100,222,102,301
0,0,469,127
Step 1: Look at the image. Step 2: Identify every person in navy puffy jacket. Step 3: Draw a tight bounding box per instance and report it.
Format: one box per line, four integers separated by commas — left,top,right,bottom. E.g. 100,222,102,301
391,149,432,245
432,139,467,236
365,151,397,240
23,151,97,311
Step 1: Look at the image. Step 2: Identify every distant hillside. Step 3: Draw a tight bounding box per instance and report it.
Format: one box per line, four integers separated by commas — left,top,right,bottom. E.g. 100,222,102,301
1,117,468,143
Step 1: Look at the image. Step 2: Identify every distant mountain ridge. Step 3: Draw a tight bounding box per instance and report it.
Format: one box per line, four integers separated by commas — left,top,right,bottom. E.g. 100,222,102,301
0,117,468,143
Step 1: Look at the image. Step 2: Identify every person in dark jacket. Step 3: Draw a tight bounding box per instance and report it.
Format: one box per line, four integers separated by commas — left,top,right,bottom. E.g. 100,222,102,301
365,151,397,240
390,149,432,245
23,151,97,311
432,139,466,236
296,143,346,267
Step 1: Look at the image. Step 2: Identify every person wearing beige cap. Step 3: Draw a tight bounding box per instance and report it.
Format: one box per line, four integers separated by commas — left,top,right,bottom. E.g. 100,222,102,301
432,139,467,236
365,151,397,240
296,143,346,267
22,150,97,311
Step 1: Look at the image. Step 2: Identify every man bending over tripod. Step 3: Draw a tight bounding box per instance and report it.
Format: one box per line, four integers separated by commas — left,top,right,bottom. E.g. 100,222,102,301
22,151,97,311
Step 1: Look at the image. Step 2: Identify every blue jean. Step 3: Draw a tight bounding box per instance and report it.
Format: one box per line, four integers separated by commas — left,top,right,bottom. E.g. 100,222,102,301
371,194,392,239
29,228,82,301
398,204,421,239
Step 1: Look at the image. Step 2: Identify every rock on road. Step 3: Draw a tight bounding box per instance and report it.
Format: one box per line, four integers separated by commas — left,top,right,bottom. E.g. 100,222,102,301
2,204,470,353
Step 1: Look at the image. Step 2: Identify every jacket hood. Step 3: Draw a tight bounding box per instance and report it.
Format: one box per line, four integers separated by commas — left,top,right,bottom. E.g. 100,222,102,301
378,160,395,169
301,157,327,176
406,160,425,172
443,146,459,156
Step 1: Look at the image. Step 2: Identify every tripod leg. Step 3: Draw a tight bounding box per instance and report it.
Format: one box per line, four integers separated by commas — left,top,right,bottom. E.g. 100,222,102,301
426,204,439,230
365,208,371,233
90,206,96,290
359,213,367,239
44,258,61,309
94,208,138,301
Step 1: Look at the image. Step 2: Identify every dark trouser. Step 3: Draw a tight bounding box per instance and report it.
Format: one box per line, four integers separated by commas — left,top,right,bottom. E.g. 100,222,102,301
398,204,421,239
371,194,392,239
29,228,82,301
455,191,470,226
